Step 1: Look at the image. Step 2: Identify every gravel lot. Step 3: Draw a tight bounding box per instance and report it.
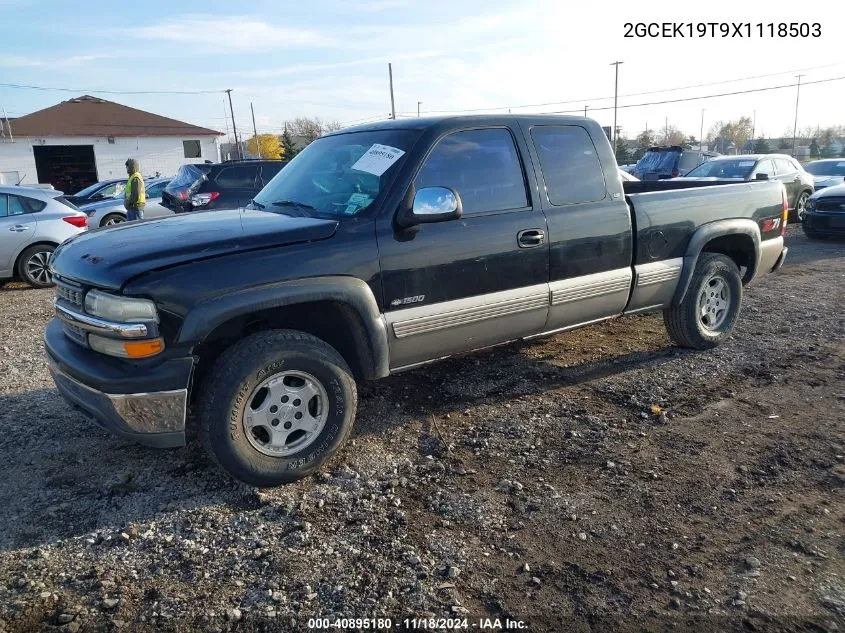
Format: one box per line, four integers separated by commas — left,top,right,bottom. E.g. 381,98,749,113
0,227,843,633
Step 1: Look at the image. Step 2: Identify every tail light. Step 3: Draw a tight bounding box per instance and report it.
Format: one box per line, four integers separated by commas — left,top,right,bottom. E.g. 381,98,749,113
62,216,88,228
179,190,187,201
190,192,220,207
781,188,788,235
671,169,679,177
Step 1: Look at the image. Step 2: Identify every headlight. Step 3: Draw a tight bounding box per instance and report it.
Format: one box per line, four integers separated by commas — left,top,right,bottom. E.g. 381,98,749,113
84,290,159,323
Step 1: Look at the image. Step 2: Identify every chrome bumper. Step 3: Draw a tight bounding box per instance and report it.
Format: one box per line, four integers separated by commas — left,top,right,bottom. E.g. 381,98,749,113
49,358,187,448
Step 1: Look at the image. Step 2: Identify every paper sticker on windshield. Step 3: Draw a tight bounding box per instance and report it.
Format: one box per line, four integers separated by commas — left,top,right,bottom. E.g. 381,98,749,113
344,193,372,216
738,161,755,167
351,144,406,176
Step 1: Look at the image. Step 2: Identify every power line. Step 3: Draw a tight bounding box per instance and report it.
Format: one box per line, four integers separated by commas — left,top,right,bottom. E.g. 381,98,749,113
409,64,842,115
541,75,845,115
0,82,224,95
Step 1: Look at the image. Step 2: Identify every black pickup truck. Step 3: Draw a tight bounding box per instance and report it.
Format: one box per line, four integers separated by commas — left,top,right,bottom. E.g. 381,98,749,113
45,115,789,486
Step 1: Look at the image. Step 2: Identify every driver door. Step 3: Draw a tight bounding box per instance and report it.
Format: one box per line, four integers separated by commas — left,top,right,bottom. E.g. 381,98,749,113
376,126,549,370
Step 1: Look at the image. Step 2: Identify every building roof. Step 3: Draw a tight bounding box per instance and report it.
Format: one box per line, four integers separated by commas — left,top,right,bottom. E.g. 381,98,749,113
9,95,222,138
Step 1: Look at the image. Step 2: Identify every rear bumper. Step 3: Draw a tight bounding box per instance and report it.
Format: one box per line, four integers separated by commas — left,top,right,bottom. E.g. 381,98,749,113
753,236,786,281
45,318,192,448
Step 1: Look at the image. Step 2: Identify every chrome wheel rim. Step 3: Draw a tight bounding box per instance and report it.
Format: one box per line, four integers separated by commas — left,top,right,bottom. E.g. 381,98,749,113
104,215,125,226
796,193,808,221
242,370,329,457
698,275,731,331
26,251,52,285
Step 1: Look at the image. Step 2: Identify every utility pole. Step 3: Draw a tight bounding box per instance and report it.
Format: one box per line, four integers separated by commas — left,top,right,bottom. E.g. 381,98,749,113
751,110,756,151
610,61,623,153
250,102,260,158
584,105,588,117
700,109,705,151
1,106,12,143
792,75,803,157
417,101,422,117
388,63,396,120
226,89,241,160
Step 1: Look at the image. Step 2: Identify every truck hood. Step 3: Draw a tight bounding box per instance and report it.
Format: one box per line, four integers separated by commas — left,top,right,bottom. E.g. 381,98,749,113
51,209,339,290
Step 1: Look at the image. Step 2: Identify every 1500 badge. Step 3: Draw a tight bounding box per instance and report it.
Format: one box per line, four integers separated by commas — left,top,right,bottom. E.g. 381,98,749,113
391,295,425,307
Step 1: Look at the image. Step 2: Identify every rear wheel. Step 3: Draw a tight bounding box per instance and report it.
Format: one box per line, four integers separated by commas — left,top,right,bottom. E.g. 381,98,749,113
794,191,810,223
101,213,126,227
198,330,357,486
663,253,743,350
17,244,55,288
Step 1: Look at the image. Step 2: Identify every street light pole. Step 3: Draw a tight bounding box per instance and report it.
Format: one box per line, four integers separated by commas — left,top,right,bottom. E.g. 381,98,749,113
610,61,623,154
792,74,804,157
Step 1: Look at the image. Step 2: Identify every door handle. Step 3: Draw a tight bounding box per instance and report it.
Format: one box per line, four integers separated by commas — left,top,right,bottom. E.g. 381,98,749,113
9,225,31,232
517,228,545,248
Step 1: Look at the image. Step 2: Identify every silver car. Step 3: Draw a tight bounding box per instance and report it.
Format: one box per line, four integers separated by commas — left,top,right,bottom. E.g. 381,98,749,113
0,186,88,288
82,178,172,227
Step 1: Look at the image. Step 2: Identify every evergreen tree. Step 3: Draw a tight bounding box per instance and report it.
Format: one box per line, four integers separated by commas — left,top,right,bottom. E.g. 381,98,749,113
280,130,298,160
809,139,821,158
753,138,771,153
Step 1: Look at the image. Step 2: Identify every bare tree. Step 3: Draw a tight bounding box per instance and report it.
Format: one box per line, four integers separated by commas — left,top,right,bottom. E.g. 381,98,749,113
285,117,345,146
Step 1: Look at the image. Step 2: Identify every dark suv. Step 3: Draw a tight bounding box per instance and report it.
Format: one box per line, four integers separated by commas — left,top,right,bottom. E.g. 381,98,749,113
161,159,287,213
632,146,720,180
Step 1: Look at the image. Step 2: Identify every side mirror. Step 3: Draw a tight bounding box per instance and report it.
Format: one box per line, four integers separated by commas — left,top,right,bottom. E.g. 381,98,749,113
398,186,462,228
755,173,770,180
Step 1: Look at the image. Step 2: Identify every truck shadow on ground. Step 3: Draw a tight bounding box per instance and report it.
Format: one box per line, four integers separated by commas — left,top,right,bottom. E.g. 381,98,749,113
0,339,687,552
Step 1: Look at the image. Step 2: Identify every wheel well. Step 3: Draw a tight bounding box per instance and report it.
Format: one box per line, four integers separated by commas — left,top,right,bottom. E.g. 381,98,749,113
13,241,57,278
701,234,756,283
100,211,126,226
191,301,373,398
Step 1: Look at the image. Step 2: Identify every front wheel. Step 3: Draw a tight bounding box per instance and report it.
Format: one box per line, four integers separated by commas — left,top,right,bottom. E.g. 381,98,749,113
663,253,743,350
17,244,55,288
197,330,357,486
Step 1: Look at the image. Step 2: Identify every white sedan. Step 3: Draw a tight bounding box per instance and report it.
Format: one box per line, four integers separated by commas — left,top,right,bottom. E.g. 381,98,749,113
82,178,171,227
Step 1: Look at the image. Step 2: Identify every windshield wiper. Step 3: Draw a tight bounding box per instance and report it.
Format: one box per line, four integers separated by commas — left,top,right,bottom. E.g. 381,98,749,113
270,200,317,216
250,199,265,210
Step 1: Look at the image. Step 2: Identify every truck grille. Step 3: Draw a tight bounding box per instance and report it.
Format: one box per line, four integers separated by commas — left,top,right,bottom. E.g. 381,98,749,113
54,276,85,307
815,197,845,213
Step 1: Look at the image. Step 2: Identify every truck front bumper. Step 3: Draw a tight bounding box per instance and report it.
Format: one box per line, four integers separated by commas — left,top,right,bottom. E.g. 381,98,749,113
45,319,192,448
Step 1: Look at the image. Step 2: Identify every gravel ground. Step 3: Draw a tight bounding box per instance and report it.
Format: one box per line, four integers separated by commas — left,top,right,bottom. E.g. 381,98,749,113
0,227,843,633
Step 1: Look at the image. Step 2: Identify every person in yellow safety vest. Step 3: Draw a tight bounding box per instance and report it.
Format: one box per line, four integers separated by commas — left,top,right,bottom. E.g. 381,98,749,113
123,158,146,221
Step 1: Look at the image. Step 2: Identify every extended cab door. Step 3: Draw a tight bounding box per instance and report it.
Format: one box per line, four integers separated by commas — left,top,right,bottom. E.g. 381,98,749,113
377,126,549,370
519,122,633,331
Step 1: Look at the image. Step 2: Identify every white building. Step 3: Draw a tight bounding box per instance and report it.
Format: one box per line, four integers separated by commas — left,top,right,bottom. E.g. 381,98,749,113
0,95,222,192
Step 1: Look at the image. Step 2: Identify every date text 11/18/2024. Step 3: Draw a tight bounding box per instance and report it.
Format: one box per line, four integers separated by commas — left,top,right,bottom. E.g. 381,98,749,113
307,617,528,630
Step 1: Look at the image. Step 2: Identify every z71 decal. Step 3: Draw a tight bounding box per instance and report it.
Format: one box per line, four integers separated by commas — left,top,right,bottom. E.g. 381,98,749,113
390,295,425,307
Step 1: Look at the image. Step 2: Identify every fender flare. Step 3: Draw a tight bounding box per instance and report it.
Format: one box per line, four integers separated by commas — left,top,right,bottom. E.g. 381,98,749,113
176,276,389,380
672,219,761,306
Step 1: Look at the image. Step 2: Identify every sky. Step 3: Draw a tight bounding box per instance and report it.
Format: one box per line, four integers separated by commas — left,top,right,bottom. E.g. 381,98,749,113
1,0,843,144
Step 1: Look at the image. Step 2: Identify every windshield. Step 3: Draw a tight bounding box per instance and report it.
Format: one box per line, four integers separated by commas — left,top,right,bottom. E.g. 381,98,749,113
166,164,206,191
685,159,755,179
74,181,111,197
253,129,420,218
804,160,845,176
635,149,680,173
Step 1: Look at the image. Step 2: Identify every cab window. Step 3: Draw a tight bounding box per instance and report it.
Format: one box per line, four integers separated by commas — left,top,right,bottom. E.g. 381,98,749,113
530,125,606,205
414,128,528,215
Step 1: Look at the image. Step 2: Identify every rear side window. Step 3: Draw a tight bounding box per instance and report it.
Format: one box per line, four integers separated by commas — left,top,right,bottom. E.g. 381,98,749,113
414,128,528,215
260,162,285,185
774,158,794,175
531,126,606,206
678,152,701,173
754,159,774,178
215,165,259,189
0,194,45,216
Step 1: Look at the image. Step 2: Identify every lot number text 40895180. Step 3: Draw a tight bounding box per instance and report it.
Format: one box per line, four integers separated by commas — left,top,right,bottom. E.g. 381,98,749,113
623,22,821,38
